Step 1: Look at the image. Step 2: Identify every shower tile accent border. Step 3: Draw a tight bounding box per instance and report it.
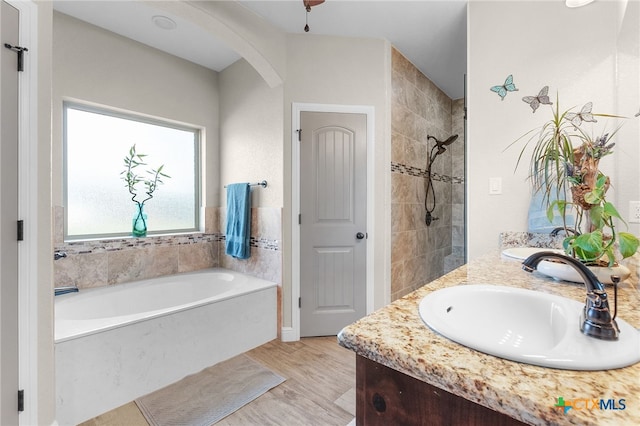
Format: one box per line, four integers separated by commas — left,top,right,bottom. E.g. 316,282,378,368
249,236,280,251
54,233,280,255
54,233,221,254
391,161,464,184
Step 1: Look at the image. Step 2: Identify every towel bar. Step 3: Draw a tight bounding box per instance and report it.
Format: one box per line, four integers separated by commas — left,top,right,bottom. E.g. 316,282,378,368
224,180,267,189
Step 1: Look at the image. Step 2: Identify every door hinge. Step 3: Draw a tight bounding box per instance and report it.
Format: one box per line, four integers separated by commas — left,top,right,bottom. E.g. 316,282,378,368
298,214,301,225
296,129,302,142
17,220,24,241
298,297,301,308
18,390,24,412
4,44,28,72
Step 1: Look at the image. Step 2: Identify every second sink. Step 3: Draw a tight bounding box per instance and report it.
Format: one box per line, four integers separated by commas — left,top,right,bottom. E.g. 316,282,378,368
419,284,640,370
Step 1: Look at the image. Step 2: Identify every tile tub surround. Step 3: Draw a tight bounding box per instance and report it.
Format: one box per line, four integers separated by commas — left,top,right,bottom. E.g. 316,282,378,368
53,206,282,288
338,252,640,426
218,206,282,284
53,234,220,289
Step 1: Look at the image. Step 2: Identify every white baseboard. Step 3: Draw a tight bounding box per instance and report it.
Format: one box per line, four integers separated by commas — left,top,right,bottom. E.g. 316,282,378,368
280,326,299,342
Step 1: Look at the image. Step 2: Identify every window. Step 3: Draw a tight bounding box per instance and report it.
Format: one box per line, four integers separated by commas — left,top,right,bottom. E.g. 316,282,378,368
64,102,200,240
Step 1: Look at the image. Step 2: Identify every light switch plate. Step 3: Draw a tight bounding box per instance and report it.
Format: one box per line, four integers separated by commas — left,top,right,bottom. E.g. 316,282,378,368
489,177,502,195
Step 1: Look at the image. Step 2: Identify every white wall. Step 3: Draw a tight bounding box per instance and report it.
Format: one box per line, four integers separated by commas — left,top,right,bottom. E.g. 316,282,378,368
218,58,284,208
612,0,640,239
52,11,220,208
467,0,639,259
283,34,391,328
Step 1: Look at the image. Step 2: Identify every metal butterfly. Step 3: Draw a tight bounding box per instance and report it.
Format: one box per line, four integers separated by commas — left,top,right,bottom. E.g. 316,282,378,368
565,102,597,128
490,74,518,101
522,86,552,113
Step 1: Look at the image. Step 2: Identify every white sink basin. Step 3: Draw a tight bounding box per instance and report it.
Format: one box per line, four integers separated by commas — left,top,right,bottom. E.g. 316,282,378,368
419,284,640,370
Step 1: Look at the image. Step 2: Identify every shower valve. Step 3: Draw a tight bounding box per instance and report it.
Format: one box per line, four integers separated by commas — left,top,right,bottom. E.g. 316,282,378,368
425,212,439,226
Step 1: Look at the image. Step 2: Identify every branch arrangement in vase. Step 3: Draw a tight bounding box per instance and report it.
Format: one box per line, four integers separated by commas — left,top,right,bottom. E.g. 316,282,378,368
510,91,639,266
120,144,170,237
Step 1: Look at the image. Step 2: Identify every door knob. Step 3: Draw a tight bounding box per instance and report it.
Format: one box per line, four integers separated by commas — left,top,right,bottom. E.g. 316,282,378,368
356,232,365,240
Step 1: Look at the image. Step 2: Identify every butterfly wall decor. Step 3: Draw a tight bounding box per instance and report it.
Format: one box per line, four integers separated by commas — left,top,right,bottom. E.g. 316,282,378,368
565,102,597,128
490,74,518,101
522,86,552,113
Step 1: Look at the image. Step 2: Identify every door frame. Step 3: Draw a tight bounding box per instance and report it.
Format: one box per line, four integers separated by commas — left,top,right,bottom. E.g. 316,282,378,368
287,103,374,341
5,0,39,424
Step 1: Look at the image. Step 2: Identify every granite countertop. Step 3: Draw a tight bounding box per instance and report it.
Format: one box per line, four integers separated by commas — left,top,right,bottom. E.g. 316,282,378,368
338,251,640,426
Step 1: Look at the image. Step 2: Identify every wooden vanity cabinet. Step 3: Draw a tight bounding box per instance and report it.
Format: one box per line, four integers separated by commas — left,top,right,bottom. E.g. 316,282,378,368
356,355,527,426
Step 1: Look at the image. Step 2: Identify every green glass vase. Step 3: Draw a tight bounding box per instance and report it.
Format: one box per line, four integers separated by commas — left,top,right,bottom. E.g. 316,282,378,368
132,203,148,237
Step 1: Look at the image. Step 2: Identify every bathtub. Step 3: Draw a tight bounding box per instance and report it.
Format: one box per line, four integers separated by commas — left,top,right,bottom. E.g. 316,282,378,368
55,268,277,426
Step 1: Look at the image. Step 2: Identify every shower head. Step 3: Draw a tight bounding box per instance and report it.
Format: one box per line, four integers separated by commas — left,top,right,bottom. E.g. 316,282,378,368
427,135,458,146
440,134,458,146
427,134,459,148
427,134,459,158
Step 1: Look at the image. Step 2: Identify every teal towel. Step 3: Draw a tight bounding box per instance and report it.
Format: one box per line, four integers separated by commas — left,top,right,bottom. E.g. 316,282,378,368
225,183,251,259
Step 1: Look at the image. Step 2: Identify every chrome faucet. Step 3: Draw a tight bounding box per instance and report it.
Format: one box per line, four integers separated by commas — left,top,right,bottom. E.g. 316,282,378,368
522,251,619,341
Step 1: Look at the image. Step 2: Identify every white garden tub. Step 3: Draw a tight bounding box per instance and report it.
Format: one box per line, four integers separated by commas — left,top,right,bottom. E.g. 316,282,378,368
55,268,277,425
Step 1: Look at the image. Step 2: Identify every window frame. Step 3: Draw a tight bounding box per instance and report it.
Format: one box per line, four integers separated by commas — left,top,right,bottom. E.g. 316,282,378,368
62,100,202,241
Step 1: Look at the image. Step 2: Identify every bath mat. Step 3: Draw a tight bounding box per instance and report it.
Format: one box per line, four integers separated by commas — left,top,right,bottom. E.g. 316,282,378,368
134,354,285,426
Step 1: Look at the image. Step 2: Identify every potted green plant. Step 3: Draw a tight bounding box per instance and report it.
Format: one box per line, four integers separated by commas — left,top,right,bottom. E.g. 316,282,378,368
512,95,639,282
121,144,170,237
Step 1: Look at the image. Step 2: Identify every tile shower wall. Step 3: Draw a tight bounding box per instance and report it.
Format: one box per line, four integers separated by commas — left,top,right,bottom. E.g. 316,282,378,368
53,206,282,289
444,98,466,273
391,48,463,301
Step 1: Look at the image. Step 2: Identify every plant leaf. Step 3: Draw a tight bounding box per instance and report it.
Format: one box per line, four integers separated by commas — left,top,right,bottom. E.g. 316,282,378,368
602,202,623,221
546,201,557,223
603,247,616,267
573,231,603,259
589,205,605,229
584,187,603,205
618,232,640,258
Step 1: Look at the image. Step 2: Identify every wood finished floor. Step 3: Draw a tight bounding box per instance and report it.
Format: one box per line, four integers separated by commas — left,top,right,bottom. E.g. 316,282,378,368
79,336,356,426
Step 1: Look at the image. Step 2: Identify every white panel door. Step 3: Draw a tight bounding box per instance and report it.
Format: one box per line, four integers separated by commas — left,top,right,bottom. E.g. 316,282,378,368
300,112,367,337
1,1,21,424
